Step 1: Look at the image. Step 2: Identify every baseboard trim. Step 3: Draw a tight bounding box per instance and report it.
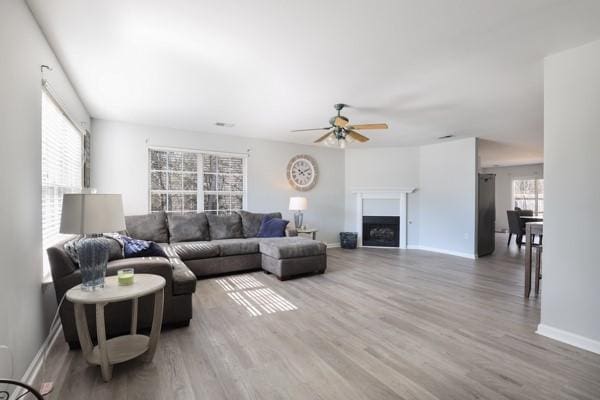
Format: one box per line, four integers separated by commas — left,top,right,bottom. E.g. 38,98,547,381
327,242,340,248
536,324,600,355
17,322,62,395
407,245,477,259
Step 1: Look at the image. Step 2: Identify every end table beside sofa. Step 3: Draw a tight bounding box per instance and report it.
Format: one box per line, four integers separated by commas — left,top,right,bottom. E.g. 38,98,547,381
47,210,327,348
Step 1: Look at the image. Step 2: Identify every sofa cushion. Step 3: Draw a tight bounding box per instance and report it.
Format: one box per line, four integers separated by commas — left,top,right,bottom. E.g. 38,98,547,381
167,213,210,243
211,238,260,257
125,212,169,243
259,237,327,259
237,211,282,238
169,241,220,261
256,215,289,238
206,213,244,240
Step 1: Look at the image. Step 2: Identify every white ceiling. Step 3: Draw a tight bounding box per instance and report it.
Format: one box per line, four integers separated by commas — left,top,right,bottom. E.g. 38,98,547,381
27,0,600,166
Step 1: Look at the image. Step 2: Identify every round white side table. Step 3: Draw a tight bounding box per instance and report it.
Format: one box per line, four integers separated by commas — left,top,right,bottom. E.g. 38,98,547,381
66,274,166,382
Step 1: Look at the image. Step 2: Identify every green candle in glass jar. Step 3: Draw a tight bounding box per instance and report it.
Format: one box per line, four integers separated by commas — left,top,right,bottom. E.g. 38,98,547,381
117,268,134,286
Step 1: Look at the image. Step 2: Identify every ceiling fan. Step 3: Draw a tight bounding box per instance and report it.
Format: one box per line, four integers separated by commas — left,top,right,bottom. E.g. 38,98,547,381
291,103,388,148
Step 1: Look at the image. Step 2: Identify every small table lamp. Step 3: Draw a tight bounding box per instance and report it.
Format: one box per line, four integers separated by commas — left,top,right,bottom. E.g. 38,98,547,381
289,196,307,229
60,193,126,291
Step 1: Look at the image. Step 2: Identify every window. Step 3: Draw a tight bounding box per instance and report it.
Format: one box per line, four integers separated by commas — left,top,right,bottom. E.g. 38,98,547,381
512,178,544,215
149,148,246,215
41,89,83,277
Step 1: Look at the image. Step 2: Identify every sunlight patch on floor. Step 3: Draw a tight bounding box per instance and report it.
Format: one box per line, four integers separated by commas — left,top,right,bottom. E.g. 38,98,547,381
216,274,298,316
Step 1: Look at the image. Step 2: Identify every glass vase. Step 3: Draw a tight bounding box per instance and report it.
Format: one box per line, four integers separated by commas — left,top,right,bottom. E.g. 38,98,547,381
76,234,111,291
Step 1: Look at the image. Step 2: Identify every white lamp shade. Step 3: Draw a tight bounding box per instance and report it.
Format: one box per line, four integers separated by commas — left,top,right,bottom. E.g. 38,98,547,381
289,196,308,211
60,194,126,234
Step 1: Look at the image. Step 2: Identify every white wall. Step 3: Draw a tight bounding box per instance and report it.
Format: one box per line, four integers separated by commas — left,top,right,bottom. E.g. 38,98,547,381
0,0,89,379
91,119,345,245
344,147,420,245
418,138,478,257
540,39,600,351
481,164,544,231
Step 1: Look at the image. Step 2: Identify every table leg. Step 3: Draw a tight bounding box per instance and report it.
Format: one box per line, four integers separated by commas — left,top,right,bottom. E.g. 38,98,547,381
95,303,113,382
524,226,532,298
143,288,164,362
73,303,94,364
535,247,542,295
130,298,138,334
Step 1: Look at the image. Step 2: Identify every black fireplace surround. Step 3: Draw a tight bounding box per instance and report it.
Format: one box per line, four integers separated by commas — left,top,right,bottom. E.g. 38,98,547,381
362,216,400,247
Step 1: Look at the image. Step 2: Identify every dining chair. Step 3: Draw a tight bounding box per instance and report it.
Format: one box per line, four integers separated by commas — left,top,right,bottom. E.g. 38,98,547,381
507,210,525,247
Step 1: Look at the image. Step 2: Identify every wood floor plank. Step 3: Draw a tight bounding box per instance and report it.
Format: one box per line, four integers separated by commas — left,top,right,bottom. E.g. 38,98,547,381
46,235,600,400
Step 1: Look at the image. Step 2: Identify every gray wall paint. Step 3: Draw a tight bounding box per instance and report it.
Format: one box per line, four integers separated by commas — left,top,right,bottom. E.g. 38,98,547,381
0,0,89,378
91,119,345,244
344,147,420,245
418,138,478,256
542,39,600,343
481,164,544,232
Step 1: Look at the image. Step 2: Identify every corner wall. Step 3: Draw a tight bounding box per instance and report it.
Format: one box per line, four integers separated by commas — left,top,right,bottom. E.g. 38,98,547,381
91,119,345,245
0,0,89,379
540,38,600,352
417,138,478,257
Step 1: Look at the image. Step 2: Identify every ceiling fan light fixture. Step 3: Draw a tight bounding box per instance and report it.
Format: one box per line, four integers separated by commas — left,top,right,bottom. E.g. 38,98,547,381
338,138,347,149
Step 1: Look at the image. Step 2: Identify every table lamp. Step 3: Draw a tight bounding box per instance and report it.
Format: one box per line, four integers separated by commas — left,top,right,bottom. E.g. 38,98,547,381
60,193,126,291
288,196,307,229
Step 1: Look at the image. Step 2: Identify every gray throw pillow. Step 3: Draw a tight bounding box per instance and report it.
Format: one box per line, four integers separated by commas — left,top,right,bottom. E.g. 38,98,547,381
237,211,282,238
125,211,169,243
63,235,124,266
206,213,244,240
167,213,210,243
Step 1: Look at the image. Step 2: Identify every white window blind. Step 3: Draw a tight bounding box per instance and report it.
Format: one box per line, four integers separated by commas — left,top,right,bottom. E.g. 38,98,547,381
149,148,247,215
42,89,83,277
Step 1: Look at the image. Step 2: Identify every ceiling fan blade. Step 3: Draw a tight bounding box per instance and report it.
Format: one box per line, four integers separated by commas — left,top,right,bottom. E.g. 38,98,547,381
347,130,370,143
346,123,388,130
314,131,334,143
334,117,348,127
291,127,331,132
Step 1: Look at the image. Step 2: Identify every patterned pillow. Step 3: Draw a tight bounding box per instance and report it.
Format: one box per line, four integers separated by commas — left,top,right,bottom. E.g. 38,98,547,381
120,235,167,258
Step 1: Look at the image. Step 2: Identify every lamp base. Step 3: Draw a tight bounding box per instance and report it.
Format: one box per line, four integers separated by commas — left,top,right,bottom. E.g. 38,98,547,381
76,235,111,291
294,212,304,230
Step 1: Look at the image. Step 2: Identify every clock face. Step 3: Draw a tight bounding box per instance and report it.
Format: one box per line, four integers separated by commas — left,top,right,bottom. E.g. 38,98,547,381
287,155,318,191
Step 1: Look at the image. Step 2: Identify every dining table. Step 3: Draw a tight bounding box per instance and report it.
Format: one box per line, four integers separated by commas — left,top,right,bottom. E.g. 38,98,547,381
524,221,543,297
520,215,544,222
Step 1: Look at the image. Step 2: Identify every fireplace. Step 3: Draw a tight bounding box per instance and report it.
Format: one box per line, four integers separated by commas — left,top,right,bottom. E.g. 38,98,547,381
362,216,400,247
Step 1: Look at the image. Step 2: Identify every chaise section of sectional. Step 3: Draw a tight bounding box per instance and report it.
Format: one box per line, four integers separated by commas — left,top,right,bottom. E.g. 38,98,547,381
258,237,327,280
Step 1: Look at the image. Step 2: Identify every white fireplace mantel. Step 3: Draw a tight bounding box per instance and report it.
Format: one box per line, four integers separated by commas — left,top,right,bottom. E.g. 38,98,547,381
353,188,416,249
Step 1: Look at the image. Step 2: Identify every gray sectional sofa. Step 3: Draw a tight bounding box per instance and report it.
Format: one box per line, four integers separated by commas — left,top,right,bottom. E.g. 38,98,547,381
48,210,327,348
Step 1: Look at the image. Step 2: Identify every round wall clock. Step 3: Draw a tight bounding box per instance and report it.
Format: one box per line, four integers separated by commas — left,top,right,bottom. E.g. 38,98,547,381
287,154,319,191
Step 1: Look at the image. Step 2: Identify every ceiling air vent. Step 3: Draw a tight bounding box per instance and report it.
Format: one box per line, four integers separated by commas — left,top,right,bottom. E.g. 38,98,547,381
438,134,455,140
215,122,235,128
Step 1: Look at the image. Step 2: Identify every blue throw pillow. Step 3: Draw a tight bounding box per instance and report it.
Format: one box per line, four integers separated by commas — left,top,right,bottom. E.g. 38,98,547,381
120,235,167,258
256,215,289,238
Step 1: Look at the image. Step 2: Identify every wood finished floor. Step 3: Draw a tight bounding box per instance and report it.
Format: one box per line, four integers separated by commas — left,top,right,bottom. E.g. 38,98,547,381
45,235,600,400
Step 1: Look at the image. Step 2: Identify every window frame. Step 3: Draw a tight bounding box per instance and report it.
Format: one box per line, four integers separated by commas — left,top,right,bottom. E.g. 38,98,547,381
511,176,544,216
41,84,86,281
147,145,248,214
